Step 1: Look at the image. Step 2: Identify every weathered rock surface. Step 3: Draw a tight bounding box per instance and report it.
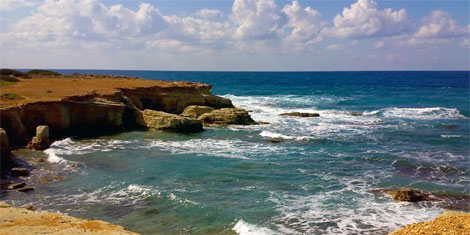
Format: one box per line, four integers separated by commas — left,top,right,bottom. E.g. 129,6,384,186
280,112,320,117
0,201,138,234
199,108,257,125
0,76,233,145
389,211,470,235
387,188,425,202
140,109,203,133
181,105,214,118
27,125,51,150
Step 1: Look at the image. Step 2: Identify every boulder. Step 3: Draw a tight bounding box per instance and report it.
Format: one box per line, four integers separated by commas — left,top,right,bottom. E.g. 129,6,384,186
280,112,320,118
0,128,12,171
181,105,214,118
387,188,424,202
140,109,203,133
198,108,257,125
27,125,51,150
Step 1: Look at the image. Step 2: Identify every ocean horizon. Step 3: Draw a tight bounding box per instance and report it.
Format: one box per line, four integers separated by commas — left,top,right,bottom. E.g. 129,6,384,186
2,70,469,234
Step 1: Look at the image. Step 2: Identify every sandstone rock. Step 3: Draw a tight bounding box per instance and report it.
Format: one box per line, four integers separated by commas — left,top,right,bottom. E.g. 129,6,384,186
181,105,214,118
27,125,51,150
280,112,320,118
141,109,203,133
10,167,30,177
0,202,138,234
387,188,424,202
199,108,257,125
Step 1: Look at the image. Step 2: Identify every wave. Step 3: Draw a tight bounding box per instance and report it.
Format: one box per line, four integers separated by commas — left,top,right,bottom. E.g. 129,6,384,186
259,131,310,141
440,135,462,138
233,220,276,235
368,107,466,120
147,138,285,160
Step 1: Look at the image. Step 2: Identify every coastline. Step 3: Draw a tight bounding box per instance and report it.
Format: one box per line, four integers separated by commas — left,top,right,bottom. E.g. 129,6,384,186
1,70,468,234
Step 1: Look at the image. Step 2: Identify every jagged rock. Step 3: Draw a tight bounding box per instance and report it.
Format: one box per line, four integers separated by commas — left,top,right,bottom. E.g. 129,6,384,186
181,105,214,118
387,188,425,202
10,167,30,177
140,109,203,133
199,108,257,125
280,112,320,118
27,125,51,150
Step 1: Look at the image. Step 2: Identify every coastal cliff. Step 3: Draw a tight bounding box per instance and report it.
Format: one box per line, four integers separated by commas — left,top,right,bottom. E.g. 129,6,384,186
0,74,234,145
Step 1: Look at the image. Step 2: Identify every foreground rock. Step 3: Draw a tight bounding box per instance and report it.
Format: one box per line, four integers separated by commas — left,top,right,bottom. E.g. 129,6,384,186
26,125,51,150
0,201,138,234
280,112,320,117
181,105,214,118
199,108,257,125
389,211,470,235
387,188,425,202
141,109,203,133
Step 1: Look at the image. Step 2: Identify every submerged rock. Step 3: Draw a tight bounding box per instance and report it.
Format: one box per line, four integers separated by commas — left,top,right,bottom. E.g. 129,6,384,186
181,105,214,118
387,188,425,202
10,167,30,177
199,108,257,125
141,109,203,133
266,138,287,143
279,112,320,118
27,125,51,150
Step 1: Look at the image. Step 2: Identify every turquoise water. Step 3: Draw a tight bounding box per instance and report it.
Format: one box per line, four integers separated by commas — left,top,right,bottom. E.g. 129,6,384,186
4,71,470,234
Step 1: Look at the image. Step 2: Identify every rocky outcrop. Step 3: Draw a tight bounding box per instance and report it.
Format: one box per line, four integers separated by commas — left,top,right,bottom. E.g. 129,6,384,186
0,128,13,172
181,105,214,118
0,201,138,234
199,108,257,125
0,81,233,145
27,125,51,150
387,188,425,202
280,112,320,117
140,109,203,133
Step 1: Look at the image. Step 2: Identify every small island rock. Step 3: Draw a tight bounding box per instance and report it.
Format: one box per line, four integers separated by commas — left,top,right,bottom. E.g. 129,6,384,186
199,108,257,125
280,112,320,118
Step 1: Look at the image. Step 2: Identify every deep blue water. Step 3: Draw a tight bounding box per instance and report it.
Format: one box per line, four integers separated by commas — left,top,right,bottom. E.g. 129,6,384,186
5,71,470,234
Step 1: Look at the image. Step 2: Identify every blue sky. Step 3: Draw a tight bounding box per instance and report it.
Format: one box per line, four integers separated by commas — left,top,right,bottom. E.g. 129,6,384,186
0,0,468,71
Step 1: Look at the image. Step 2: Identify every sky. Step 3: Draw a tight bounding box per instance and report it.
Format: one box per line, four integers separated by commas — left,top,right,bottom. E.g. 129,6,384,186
0,0,469,71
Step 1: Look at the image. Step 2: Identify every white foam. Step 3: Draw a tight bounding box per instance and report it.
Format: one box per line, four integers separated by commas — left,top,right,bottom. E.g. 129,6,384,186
440,135,462,138
233,220,276,235
259,131,309,140
147,138,284,160
376,107,466,120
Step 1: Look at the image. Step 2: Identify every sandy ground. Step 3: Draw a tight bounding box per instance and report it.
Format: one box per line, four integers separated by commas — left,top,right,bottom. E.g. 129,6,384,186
0,201,137,234
0,75,203,108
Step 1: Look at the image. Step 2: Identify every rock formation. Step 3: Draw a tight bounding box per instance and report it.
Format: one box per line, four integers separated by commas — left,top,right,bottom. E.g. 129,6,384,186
140,109,203,133
0,128,12,172
181,105,214,118
27,125,51,150
386,188,425,202
280,112,320,117
0,201,138,234
199,108,257,125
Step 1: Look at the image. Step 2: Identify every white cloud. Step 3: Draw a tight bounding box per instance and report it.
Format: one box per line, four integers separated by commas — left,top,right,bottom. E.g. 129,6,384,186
0,0,40,10
282,0,325,48
326,0,410,39
230,0,287,39
326,43,341,51
195,8,223,21
399,10,469,46
374,41,384,48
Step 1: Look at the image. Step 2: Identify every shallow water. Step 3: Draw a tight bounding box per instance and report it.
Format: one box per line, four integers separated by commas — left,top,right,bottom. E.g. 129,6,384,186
3,71,469,234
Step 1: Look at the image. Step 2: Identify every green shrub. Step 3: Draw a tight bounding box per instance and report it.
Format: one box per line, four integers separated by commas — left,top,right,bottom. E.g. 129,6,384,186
26,69,61,76
0,74,19,82
1,92,22,100
0,69,30,78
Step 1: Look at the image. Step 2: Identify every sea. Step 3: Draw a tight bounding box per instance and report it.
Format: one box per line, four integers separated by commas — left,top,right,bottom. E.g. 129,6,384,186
3,71,470,234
